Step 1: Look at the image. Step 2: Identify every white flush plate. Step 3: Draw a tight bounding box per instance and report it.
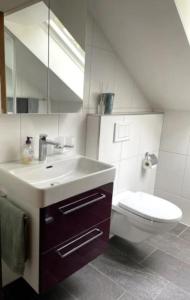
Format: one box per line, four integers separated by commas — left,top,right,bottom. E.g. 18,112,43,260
113,122,130,143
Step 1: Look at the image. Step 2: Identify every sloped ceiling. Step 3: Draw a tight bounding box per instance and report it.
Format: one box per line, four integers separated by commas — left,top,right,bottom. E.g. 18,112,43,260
88,0,190,111
0,0,34,12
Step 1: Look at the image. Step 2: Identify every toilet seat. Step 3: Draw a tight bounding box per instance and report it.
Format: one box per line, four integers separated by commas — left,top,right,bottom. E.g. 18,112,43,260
113,191,182,223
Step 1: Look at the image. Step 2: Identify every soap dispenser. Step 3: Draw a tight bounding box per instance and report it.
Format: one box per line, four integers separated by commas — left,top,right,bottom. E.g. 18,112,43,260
21,136,34,164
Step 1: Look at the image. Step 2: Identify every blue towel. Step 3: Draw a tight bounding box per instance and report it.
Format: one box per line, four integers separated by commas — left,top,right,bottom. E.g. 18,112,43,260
0,197,28,274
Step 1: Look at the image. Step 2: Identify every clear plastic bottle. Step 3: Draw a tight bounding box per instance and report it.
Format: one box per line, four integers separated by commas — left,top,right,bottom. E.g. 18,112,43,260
21,136,34,164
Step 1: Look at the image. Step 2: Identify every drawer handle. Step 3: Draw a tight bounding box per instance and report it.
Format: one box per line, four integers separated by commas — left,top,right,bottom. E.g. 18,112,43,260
56,228,103,259
59,193,106,215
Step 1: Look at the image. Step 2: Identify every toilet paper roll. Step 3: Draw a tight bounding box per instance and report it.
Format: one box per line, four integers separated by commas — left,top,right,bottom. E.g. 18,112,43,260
142,153,158,170
142,159,156,170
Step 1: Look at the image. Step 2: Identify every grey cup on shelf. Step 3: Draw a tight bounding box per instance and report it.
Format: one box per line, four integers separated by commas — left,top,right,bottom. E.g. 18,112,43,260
97,93,115,114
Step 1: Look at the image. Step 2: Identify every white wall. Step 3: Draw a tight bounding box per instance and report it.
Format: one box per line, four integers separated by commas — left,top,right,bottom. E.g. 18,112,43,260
84,14,151,113
86,114,163,196
174,0,190,46
0,113,86,163
0,12,151,164
100,114,163,195
155,111,190,225
89,0,190,112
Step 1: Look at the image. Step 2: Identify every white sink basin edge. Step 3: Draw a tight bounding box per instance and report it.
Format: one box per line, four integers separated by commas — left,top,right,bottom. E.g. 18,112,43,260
0,155,116,208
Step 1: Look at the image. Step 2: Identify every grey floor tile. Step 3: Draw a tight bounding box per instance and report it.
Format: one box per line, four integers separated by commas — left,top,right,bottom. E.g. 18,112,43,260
170,223,187,236
42,285,76,300
155,283,190,300
110,236,157,263
147,232,190,265
143,249,190,294
117,292,140,300
91,242,168,300
179,228,190,242
61,264,124,300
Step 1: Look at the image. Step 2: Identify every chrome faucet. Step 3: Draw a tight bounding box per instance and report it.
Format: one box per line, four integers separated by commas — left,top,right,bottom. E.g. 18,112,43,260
39,134,74,161
39,134,61,161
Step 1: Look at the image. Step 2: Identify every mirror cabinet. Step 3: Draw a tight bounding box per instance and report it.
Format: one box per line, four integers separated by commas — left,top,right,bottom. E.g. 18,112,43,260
1,0,86,114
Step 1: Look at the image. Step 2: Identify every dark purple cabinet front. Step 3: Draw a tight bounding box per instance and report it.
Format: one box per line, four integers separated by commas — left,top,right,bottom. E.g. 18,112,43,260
40,183,113,252
40,220,110,293
39,183,113,293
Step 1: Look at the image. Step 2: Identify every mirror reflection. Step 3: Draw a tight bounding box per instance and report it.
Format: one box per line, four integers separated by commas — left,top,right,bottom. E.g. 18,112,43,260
4,1,85,114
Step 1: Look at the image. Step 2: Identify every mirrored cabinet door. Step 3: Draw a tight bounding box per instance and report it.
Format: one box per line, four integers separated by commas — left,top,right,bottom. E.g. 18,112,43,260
4,1,49,113
2,0,86,113
48,0,86,113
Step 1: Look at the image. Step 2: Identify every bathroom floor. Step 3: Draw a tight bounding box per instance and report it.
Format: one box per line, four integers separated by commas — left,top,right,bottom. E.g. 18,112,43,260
3,223,190,300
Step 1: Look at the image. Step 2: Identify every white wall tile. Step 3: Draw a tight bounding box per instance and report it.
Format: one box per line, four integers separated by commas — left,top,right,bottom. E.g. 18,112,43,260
131,81,151,110
89,47,116,110
0,115,20,162
92,18,113,52
85,13,151,113
83,46,92,109
117,157,138,193
112,162,120,195
139,114,163,155
136,154,157,194
160,111,190,155
181,155,190,199
155,151,186,195
97,114,163,196
121,116,140,160
99,116,124,163
20,114,59,159
85,115,100,159
85,13,94,47
58,112,86,155
0,112,86,163
114,60,133,109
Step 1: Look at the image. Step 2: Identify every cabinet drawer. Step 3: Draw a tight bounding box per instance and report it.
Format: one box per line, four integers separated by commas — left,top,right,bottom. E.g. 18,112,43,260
40,219,110,293
40,183,113,252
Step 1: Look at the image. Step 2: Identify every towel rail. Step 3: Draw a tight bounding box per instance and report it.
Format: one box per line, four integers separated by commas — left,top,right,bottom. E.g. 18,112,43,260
0,218,3,299
0,190,7,198
0,194,29,223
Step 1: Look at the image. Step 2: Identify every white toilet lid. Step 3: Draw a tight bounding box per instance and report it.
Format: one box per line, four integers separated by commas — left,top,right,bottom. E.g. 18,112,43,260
117,192,182,223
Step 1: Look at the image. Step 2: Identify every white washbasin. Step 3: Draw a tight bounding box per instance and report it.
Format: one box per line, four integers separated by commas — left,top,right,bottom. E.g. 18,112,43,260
9,156,111,188
0,155,115,208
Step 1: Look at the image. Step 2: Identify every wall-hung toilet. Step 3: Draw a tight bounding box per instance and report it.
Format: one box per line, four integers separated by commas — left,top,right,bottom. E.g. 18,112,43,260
111,191,182,243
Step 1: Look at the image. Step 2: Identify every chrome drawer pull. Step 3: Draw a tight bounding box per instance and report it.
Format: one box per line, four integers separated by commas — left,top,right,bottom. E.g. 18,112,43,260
59,193,106,215
44,216,54,224
56,228,103,259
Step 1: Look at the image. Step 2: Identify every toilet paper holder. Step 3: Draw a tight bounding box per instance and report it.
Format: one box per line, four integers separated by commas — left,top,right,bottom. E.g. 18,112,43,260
143,152,158,169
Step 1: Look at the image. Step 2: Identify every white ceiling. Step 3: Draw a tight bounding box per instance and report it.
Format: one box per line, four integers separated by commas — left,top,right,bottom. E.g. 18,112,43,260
89,0,190,111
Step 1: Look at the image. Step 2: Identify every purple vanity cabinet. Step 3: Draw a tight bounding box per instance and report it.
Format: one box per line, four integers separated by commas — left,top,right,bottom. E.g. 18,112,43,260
39,183,113,293
40,220,110,292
